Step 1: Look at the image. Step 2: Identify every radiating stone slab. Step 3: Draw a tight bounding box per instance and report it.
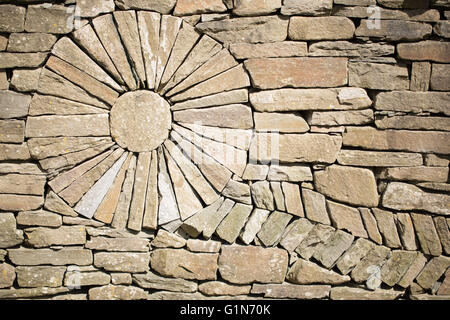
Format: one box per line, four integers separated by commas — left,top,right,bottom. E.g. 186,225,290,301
287,259,350,285
25,226,86,248
44,191,77,217
137,11,160,89
157,148,180,225
94,252,149,273
257,211,293,246
245,57,347,89
240,208,270,245
133,271,197,293
295,224,335,260
151,249,218,280
382,182,449,215
372,208,402,249
196,16,288,43
250,133,342,164
8,248,92,266
142,150,158,230
171,65,250,102
111,155,136,229
411,213,442,256
314,165,378,207
16,266,66,288
52,37,122,92
92,14,136,90
219,245,288,284
282,182,304,217
0,212,24,248
29,95,106,116
174,104,252,130
327,201,367,238
216,203,253,243
313,230,354,269
279,218,314,252
337,150,423,167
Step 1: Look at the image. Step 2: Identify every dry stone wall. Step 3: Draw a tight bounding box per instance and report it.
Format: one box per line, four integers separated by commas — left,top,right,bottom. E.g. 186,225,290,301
0,0,449,301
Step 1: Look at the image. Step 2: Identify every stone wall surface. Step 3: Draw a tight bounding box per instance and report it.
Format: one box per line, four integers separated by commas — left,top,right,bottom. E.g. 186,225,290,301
0,0,449,301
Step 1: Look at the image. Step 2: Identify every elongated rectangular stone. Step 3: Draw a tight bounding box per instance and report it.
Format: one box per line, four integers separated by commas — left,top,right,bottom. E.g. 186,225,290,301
25,226,86,248
282,182,304,217
355,19,432,41
257,211,292,246
379,167,449,183
0,5,25,32
230,41,307,59
94,252,150,273
375,115,450,131
16,266,66,288
337,150,423,167
0,120,24,143
0,174,46,196
245,57,348,89
216,203,253,244
0,52,47,69
8,248,92,266
349,62,409,90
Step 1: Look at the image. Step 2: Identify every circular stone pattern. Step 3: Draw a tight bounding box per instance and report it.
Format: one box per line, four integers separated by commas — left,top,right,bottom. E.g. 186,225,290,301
110,90,171,152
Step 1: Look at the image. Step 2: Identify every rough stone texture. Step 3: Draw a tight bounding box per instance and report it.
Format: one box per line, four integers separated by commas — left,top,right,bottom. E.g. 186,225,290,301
431,63,450,91
257,211,293,246
86,237,149,252
174,0,227,15
411,213,443,256
287,259,350,285
281,0,333,15
327,201,368,238
0,263,15,289
302,189,330,225
255,112,310,133
378,166,449,183
252,283,331,299
8,248,92,266
115,0,176,13
416,256,450,290
216,203,253,243
25,5,74,34
218,246,288,284
375,91,450,115
330,287,404,300
382,182,449,215
151,249,218,280
196,16,289,44
289,17,355,40
89,285,148,300
434,217,450,255
349,62,409,90
230,41,307,59
336,238,375,275
314,165,379,207
0,213,24,248
245,57,348,89
337,150,423,167
355,20,432,41
411,62,431,91
25,226,86,248
279,218,314,252
351,245,391,283
397,41,450,63
0,5,26,33
372,208,402,249
313,230,355,269
133,272,197,293
381,250,417,287
396,213,417,251
16,266,66,288
199,281,251,296
94,252,150,273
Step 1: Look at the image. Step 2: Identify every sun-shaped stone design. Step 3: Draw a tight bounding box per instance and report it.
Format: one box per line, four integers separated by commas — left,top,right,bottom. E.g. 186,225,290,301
27,11,253,233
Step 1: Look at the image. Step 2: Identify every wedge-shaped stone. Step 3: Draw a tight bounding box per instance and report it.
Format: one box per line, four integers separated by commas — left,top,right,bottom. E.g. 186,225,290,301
166,49,238,97
397,40,450,63
25,4,73,34
151,229,186,249
375,91,450,116
171,65,250,102
89,285,148,300
181,197,225,237
315,165,378,207
343,127,450,154
250,87,371,112
114,11,146,86
351,245,391,283
94,252,149,273
16,266,65,288
142,150,158,230
216,203,253,243
257,211,293,246
245,57,347,89
411,213,442,256
171,131,232,193
337,150,423,167
196,16,288,43
289,17,355,40
133,271,197,293
381,250,417,287
86,237,149,252
0,174,46,196
279,218,314,252
43,191,77,217
162,35,222,94
416,256,450,290
155,15,182,89
382,182,449,216
171,89,248,111
151,249,218,280
336,238,375,275
52,37,122,92
174,104,252,130
8,248,92,266
0,91,30,119
0,213,24,248
356,19,432,41
164,140,218,206
72,24,123,85
219,245,288,284
287,259,350,285
327,201,367,238
38,69,109,109
240,208,270,245
92,14,136,90
29,95,106,116
230,41,307,59
250,133,342,164
25,226,86,248
330,287,404,300
157,148,179,225
26,114,110,138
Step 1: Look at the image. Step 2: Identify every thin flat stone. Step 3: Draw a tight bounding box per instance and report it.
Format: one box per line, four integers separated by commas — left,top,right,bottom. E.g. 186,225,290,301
351,245,391,283
133,271,197,293
336,238,375,275
72,24,123,85
359,208,382,245
8,248,92,266
256,111,310,133
29,95,106,116
94,252,150,273
111,155,136,229
411,213,443,256
337,150,423,167
92,14,137,90
327,200,368,238
279,218,314,252
0,163,43,176
157,147,180,225
24,226,86,248
396,212,417,251
51,37,122,92
186,239,221,253
171,89,248,111
302,189,330,225
0,174,46,196
372,208,402,249
257,211,293,246
137,11,160,89
240,208,270,245
271,182,286,211
114,11,146,86
268,165,313,182
165,149,203,221
282,182,304,217
182,197,225,237
242,164,269,181
216,203,253,243
143,150,159,230
16,266,66,288
0,52,47,68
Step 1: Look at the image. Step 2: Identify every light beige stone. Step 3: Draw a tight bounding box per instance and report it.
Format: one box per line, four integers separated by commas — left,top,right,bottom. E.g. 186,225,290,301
252,283,331,299
376,91,450,116
0,5,25,32
289,17,355,40
337,150,423,167
287,259,350,285
216,203,253,243
268,165,312,182
336,238,375,275
396,213,417,251
230,41,307,59
255,112,309,133
0,91,31,119
151,249,218,280
186,239,221,253
218,245,288,284
257,211,293,246
151,229,186,249
239,208,270,245
25,4,73,34
233,0,281,15
279,218,314,252
0,52,47,69
133,271,197,293
171,89,248,111
295,224,335,260
10,69,41,92
44,191,77,217
281,0,333,15
327,201,368,238
199,281,251,296
349,62,409,90
242,164,269,181
434,216,450,255
8,33,56,52
182,197,225,237
16,210,62,228
111,273,132,285
0,213,23,249
94,252,150,273
411,213,442,256
0,263,15,288
379,166,448,183
372,208,402,249
25,226,86,248
309,40,394,57
355,19,432,41
89,285,148,300
382,182,449,216
330,287,404,300
0,120,24,143
8,248,92,266
301,189,330,225
282,182,304,217
86,237,149,252
245,57,348,89
351,245,391,283
307,109,373,126
313,230,355,269
174,0,227,15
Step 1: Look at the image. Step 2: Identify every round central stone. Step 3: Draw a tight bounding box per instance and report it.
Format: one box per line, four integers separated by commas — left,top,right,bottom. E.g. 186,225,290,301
110,90,171,152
